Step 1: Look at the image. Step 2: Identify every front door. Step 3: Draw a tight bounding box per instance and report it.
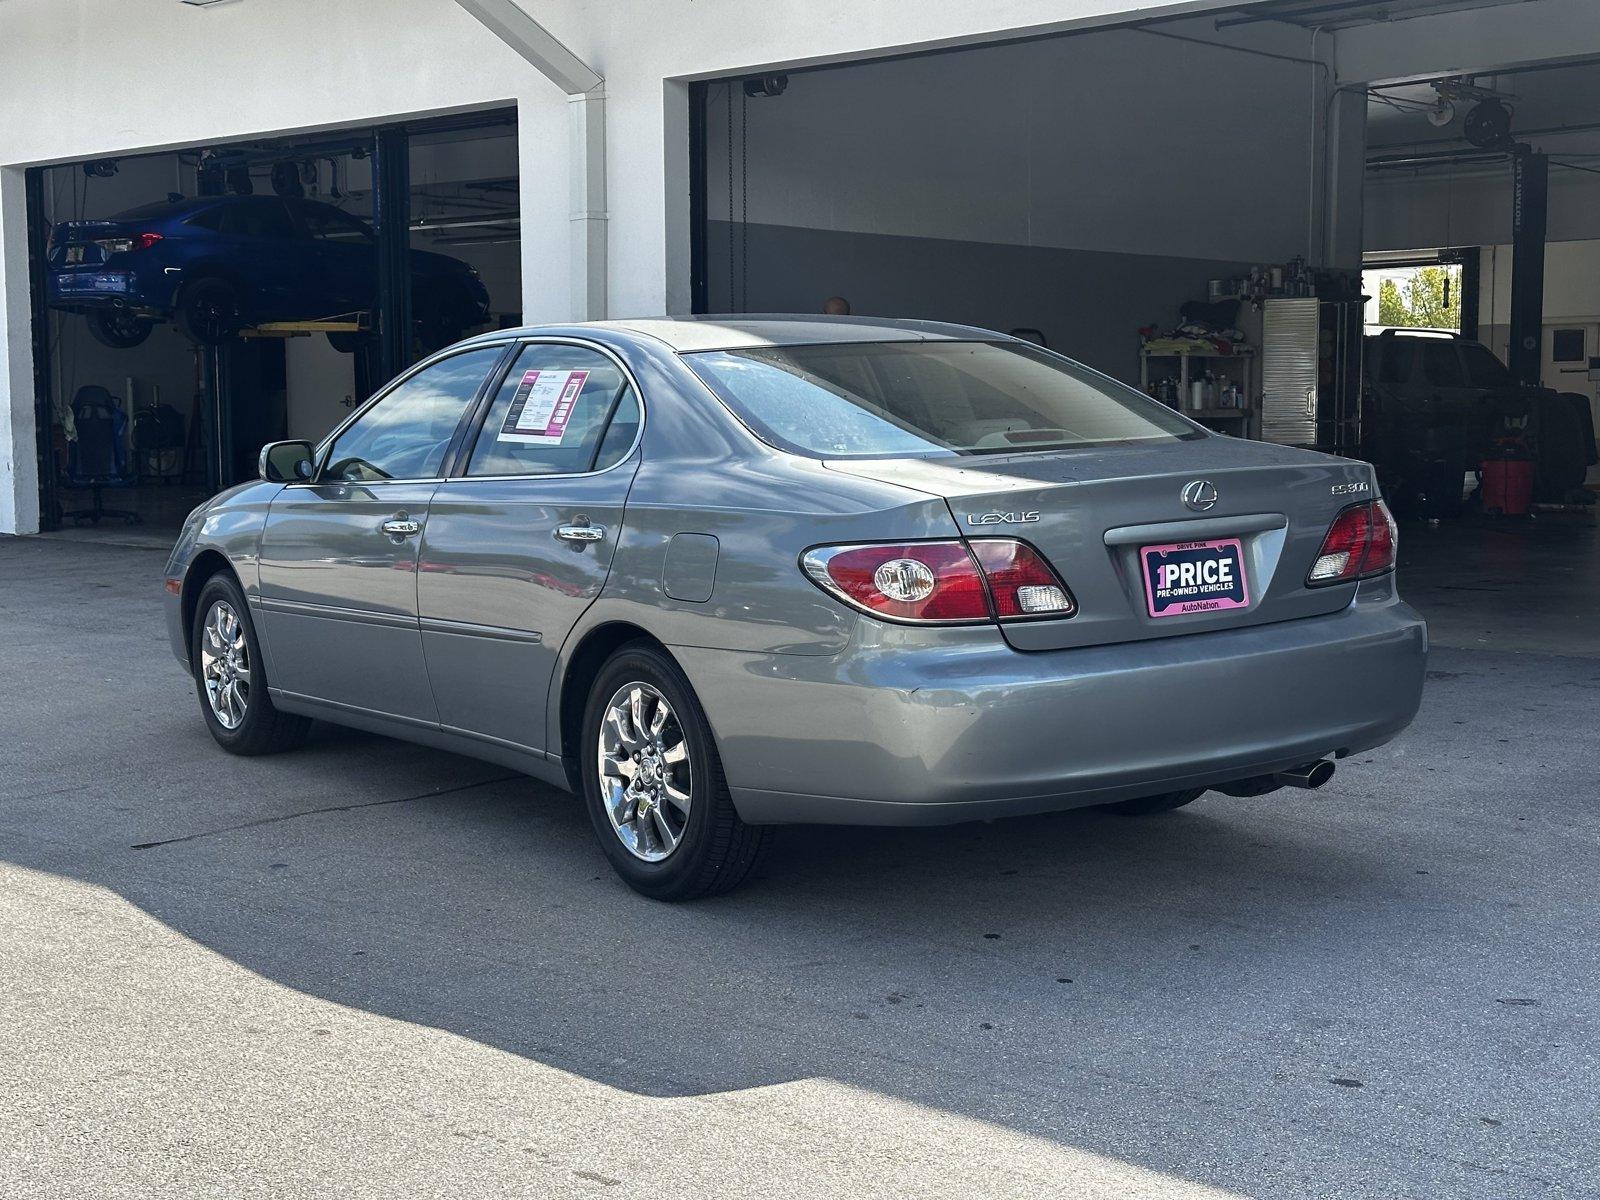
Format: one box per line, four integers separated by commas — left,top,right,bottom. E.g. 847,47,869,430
293,199,378,317
417,341,643,752
256,344,508,722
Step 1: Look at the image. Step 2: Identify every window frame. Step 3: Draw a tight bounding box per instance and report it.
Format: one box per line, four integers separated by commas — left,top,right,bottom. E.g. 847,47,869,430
444,337,648,482
294,341,518,488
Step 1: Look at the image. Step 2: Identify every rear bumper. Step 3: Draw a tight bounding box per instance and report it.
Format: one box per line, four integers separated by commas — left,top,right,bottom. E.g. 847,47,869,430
48,267,172,312
675,576,1426,825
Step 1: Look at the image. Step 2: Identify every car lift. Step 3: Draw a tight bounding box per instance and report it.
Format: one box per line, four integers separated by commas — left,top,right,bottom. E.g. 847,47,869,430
237,311,370,340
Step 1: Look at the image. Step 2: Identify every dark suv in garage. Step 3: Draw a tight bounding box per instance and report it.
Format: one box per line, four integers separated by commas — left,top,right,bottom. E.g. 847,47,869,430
1362,328,1595,517
47,194,491,352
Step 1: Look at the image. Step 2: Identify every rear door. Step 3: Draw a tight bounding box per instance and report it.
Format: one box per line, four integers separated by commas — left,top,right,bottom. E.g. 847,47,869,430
417,341,643,752
293,200,377,316
256,344,508,721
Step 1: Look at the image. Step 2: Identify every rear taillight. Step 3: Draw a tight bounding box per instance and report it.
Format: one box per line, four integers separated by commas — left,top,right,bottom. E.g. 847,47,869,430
969,540,1075,618
1307,499,1398,586
92,232,163,254
801,539,1075,624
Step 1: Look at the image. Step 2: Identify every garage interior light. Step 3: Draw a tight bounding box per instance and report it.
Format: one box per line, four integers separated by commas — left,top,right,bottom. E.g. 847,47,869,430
180,0,240,7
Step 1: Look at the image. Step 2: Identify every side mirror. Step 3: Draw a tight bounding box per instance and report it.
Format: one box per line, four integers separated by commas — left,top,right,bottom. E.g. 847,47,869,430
260,440,315,483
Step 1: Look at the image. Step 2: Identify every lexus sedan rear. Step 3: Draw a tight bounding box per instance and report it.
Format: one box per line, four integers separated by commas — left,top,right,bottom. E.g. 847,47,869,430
163,317,1426,899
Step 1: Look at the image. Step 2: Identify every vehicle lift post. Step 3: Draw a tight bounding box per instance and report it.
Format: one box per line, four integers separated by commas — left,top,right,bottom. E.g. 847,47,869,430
1508,147,1548,387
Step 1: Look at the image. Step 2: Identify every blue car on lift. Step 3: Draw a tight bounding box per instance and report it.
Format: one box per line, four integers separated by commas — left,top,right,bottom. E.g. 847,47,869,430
47,194,491,351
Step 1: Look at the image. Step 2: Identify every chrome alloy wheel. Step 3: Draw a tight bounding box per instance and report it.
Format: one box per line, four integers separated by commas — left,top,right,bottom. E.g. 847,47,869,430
200,600,251,730
596,681,693,862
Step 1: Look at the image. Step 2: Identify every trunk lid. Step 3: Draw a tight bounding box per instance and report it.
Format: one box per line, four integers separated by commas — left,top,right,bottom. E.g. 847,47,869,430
49,219,136,269
825,437,1376,651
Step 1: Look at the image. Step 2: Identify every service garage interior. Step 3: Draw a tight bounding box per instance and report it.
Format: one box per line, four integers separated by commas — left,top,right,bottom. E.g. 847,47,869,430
21,1,1600,647
30,108,520,533
687,0,1600,654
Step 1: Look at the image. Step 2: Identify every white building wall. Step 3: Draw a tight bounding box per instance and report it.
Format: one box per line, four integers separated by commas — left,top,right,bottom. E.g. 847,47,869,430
0,0,1253,533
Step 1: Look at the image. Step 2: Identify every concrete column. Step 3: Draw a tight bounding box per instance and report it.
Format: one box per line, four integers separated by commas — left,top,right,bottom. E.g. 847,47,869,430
569,88,608,321
1323,86,1368,271
0,166,40,536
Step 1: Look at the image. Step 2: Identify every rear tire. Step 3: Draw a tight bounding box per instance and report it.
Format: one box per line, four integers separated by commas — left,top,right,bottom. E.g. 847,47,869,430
580,642,771,900
86,309,153,349
1099,788,1205,816
176,276,243,346
190,573,310,755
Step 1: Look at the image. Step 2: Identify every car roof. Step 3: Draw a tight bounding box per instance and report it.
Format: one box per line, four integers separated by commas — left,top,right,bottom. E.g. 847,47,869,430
469,315,1006,353
111,194,293,221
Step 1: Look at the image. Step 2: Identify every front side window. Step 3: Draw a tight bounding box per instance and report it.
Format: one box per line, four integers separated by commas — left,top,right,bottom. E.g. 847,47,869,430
684,340,1199,459
222,200,297,240
322,347,503,482
464,344,640,476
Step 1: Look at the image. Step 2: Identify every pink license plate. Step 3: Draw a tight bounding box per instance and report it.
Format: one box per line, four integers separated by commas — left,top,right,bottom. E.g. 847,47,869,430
1140,537,1250,618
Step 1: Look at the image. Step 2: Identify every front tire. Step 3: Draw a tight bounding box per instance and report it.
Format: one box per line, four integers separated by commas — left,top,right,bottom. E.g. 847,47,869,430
580,642,771,900
190,573,310,755
1099,788,1205,816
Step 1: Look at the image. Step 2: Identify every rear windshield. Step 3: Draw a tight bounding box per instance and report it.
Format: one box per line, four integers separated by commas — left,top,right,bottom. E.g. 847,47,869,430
684,340,1201,459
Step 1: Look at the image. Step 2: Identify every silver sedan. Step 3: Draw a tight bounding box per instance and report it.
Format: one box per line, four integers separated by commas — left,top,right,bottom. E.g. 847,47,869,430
164,317,1426,899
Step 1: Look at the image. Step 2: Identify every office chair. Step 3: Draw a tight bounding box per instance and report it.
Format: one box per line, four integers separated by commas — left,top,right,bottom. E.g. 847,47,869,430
64,385,141,526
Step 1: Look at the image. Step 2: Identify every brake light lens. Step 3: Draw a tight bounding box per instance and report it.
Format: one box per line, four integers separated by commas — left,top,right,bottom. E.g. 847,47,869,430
801,539,1075,624
92,232,163,254
1307,499,1398,586
969,540,1075,617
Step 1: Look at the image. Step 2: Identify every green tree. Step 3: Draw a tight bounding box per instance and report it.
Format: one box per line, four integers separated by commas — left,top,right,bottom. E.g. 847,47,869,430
1377,266,1461,330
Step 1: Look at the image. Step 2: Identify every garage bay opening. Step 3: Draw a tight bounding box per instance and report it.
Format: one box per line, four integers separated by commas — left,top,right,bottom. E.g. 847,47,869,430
27,107,520,535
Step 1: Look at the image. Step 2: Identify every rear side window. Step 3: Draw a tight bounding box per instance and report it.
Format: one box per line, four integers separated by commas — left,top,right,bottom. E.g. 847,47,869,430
1420,341,1467,387
322,347,502,482
465,344,640,477
685,340,1198,459
1377,339,1415,384
186,208,227,232
222,201,296,240
1461,343,1512,386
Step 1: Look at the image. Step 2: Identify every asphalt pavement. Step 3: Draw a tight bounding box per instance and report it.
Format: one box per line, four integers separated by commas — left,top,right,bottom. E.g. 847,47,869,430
1,534,1595,1199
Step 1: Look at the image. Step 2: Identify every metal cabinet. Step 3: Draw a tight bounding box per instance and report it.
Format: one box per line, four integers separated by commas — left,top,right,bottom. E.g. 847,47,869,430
1259,299,1320,447
1254,298,1363,452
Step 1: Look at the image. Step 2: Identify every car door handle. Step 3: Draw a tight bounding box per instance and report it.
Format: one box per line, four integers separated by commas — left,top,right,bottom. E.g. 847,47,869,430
555,522,605,543
381,518,422,538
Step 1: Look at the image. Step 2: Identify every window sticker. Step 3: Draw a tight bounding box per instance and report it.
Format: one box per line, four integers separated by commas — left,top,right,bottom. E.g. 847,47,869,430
498,369,589,443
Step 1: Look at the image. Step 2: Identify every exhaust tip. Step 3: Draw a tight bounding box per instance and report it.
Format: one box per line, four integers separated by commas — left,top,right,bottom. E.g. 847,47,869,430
1276,759,1335,790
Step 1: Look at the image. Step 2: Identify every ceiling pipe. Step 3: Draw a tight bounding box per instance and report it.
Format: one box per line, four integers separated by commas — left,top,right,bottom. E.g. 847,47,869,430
454,0,606,320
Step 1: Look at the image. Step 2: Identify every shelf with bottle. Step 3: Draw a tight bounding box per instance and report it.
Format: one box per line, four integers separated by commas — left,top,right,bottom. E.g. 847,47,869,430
1140,360,1253,416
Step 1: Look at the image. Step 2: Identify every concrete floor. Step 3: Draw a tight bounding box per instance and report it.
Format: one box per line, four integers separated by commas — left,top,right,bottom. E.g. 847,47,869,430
0,531,1596,1199
1400,511,1600,657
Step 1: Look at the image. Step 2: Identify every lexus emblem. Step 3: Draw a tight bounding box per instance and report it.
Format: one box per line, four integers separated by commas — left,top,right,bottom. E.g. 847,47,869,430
1181,480,1218,512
